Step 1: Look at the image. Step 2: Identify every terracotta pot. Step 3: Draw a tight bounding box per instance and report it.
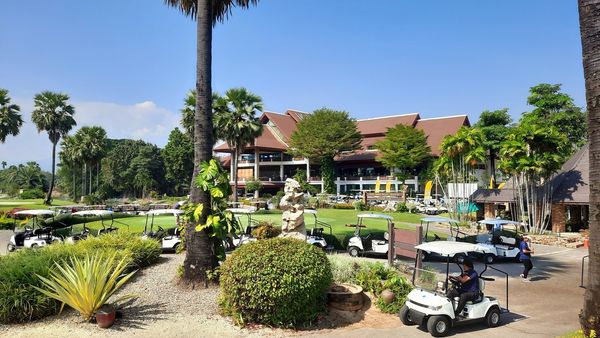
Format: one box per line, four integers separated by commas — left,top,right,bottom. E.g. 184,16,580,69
381,289,395,304
327,283,364,311
95,304,116,328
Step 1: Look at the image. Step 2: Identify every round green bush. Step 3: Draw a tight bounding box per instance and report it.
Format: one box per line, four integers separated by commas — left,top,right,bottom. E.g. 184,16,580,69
219,237,332,327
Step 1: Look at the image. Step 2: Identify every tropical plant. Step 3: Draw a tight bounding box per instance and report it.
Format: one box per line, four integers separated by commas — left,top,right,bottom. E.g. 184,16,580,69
31,91,77,204
474,108,512,184
375,124,431,183
181,89,196,138
213,88,263,202
245,178,262,196
289,108,362,193
34,254,136,321
577,1,600,335
164,0,260,286
0,89,23,143
293,169,318,195
251,221,281,239
162,128,194,195
74,126,108,195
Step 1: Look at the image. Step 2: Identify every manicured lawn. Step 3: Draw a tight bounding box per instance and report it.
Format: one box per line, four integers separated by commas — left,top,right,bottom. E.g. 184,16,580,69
0,198,73,211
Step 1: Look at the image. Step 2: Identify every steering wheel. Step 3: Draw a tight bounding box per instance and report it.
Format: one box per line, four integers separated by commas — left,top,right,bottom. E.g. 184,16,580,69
362,233,372,239
157,226,165,232
25,226,33,231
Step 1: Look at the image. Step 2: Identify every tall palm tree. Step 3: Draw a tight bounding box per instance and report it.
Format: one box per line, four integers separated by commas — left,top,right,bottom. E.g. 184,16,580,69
0,89,24,143
164,0,259,285
214,88,263,202
60,134,82,201
181,90,196,139
1,161,6,169
578,0,600,335
31,91,76,205
75,126,108,194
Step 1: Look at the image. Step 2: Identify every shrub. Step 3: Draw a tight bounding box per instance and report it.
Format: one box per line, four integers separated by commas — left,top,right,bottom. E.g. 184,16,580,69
353,200,367,211
395,202,409,213
376,274,413,314
0,213,13,230
251,221,282,239
219,238,332,327
333,203,355,210
271,191,285,209
34,253,136,321
83,192,105,205
20,189,45,199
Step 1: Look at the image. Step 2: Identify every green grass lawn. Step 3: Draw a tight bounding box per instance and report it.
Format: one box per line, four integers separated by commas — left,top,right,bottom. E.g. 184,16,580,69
0,198,74,211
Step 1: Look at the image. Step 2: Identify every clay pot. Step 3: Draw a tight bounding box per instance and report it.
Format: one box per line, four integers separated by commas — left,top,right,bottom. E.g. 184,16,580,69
327,283,364,311
95,304,116,328
381,289,395,304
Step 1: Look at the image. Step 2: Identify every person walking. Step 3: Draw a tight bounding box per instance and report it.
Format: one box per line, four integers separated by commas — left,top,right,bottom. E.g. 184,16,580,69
519,235,534,282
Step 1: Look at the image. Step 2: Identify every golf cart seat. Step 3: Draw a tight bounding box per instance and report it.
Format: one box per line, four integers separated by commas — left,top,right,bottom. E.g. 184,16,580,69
457,278,486,305
500,235,516,246
383,232,390,241
33,227,51,236
310,228,324,237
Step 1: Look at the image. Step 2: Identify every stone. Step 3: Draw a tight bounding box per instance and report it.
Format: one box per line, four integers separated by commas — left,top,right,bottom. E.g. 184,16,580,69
279,178,307,240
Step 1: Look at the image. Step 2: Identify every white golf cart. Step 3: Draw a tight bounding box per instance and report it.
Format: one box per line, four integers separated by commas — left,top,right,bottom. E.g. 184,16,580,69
473,219,522,264
304,209,334,252
142,209,183,251
347,213,393,257
72,210,117,236
400,241,509,337
225,207,258,249
7,210,62,252
420,217,471,262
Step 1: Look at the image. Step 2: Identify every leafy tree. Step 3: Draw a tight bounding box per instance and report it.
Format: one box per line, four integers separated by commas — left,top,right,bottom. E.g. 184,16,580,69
74,126,108,195
375,124,431,183
162,128,194,195
522,83,587,153
245,178,262,196
0,89,23,143
289,108,362,193
213,87,263,202
31,91,76,204
578,1,600,335
474,108,512,184
0,162,47,195
293,169,318,195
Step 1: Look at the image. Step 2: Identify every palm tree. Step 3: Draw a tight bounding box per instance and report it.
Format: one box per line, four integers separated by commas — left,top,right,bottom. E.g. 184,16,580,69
0,89,24,143
181,90,196,139
164,0,259,285
1,161,6,169
75,126,108,194
60,135,83,201
578,0,600,335
31,91,76,205
214,88,263,202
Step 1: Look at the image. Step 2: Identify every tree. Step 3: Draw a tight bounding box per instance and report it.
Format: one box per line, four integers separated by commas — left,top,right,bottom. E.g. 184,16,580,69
164,0,259,285
245,178,262,197
213,87,263,202
375,124,431,183
1,161,6,169
59,134,84,201
578,0,600,335
474,108,512,184
181,90,196,139
289,108,362,193
0,89,24,143
72,126,108,196
162,128,194,195
522,83,587,153
31,91,76,204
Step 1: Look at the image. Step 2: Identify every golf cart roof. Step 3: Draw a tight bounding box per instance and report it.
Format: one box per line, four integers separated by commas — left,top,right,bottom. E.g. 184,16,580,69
14,209,55,216
357,213,393,220
304,209,317,214
226,207,256,214
72,210,113,216
147,209,184,215
415,241,482,256
421,216,459,223
478,219,521,226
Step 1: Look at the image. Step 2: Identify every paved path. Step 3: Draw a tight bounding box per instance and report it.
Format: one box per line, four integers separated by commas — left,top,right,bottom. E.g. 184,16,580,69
311,244,588,337
0,230,11,255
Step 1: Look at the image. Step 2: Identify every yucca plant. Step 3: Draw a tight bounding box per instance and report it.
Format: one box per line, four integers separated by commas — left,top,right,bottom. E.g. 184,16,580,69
34,253,137,321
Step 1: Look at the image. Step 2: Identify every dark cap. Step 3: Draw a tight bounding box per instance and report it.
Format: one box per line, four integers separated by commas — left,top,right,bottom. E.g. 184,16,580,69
462,258,474,269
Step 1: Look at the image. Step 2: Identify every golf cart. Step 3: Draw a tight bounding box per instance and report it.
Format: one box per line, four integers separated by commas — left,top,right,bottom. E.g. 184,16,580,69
472,219,522,264
7,210,62,252
420,217,471,262
400,241,509,337
304,209,334,252
72,210,117,236
347,213,393,257
142,209,183,251
225,207,258,249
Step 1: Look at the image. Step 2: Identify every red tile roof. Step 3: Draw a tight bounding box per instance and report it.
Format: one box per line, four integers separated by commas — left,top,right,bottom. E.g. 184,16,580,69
356,114,420,136
415,115,470,156
260,112,297,142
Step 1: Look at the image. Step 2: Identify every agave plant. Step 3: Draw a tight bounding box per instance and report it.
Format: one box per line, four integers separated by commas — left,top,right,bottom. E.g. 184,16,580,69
34,254,137,321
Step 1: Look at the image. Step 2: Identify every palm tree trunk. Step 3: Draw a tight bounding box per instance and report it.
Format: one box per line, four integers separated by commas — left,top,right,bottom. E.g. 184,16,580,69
45,142,57,205
233,147,239,202
183,0,218,287
96,162,99,191
578,0,600,334
88,163,92,196
82,163,86,197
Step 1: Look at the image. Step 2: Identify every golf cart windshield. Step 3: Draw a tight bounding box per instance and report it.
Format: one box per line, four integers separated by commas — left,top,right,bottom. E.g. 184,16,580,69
420,216,460,242
477,219,520,243
13,210,56,230
355,213,393,237
145,209,183,233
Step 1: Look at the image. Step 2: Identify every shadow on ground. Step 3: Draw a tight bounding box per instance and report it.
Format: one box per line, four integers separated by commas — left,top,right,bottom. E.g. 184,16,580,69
411,311,529,336
109,299,172,331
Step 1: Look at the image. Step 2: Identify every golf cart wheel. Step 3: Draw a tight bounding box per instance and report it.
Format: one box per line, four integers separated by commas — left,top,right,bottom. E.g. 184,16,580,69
30,243,39,249
427,315,451,337
173,243,180,252
485,307,501,327
399,304,416,326
348,246,360,257
421,251,430,262
484,253,496,264
453,253,466,264
6,243,16,252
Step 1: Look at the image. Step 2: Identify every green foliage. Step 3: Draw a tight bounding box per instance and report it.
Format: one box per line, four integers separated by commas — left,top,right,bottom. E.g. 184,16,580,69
251,221,282,239
34,253,136,321
0,232,160,324
162,128,194,196
375,124,431,178
219,238,332,327
353,200,367,211
293,169,318,195
245,178,263,193
435,127,486,179
20,189,45,199
0,213,13,230
0,162,48,196
376,274,414,314
271,190,286,209
0,88,23,143
321,157,336,194
395,202,409,213
333,203,355,210
82,191,104,205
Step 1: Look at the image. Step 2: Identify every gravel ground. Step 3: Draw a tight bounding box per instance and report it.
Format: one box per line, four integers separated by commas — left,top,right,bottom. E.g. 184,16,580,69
0,254,280,338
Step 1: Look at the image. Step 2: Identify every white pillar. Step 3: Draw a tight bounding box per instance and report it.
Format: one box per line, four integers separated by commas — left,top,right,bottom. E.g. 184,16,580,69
279,164,284,181
254,150,260,180
336,178,341,195
305,158,310,181
321,182,324,193
230,155,234,183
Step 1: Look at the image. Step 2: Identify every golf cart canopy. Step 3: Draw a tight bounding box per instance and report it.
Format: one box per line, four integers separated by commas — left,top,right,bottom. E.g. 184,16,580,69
226,207,256,214
14,210,55,216
478,219,521,226
72,210,113,216
421,217,459,223
357,213,393,220
304,209,317,214
147,209,184,215
415,241,482,257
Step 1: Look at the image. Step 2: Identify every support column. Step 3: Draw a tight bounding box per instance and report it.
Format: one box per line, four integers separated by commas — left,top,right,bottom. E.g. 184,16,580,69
254,150,259,179
551,204,567,233
230,155,234,183
279,164,284,181
305,158,310,181
336,178,341,195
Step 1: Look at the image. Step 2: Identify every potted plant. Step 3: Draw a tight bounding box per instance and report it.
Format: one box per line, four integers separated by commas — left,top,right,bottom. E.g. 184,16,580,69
95,304,116,328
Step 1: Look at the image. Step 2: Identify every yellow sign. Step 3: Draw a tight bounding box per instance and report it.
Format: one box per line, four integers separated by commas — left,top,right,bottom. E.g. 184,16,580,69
498,182,506,189
424,180,433,199
375,179,381,193
489,177,495,189
385,181,391,193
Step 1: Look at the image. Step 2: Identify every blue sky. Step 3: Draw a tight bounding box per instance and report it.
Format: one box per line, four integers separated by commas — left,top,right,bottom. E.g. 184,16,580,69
0,0,585,169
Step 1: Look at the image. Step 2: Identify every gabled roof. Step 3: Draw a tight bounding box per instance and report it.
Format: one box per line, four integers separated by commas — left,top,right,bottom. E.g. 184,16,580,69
552,144,589,205
356,114,420,137
213,125,287,153
415,115,470,156
260,112,297,142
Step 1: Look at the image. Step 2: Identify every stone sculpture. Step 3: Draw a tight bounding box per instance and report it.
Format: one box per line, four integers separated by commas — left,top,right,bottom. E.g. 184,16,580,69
279,178,306,239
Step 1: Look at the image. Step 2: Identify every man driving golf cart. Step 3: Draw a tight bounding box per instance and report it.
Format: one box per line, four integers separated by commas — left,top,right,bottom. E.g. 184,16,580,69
447,258,479,318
